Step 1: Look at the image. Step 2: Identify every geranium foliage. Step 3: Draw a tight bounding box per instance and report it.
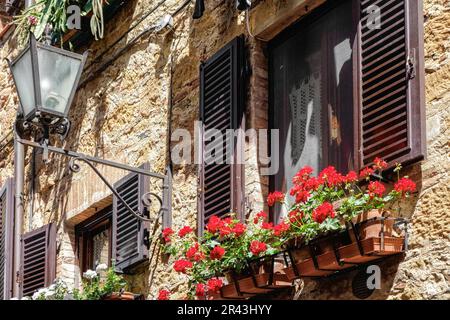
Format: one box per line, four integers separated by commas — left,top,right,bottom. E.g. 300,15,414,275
161,158,416,299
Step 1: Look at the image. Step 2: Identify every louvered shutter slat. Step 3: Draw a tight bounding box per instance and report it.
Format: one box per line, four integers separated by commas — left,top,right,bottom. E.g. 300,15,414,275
198,36,246,233
112,165,150,273
20,223,56,298
358,0,425,166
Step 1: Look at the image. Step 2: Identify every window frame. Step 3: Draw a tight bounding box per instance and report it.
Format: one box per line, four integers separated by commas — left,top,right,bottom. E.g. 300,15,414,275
75,205,113,273
267,0,359,222
266,0,425,223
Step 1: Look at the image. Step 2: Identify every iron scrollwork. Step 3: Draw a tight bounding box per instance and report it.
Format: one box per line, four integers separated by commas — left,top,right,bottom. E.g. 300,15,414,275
68,156,163,223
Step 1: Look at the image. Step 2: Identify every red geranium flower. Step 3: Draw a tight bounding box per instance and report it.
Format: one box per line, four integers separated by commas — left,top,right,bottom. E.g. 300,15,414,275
232,222,246,236
394,178,416,197
344,171,358,183
359,167,374,179
267,191,284,207
206,216,223,234
173,259,193,273
273,221,290,236
162,227,174,243
157,289,170,300
250,240,267,256
195,283,206,297
207,278,223,293
288,210,303,224
219,225,232,237
186,243,204,262
210,246,226,260
312,202,335,224
223,217,233,225
367,181,385,198
319,166,343,187
261,222,274,230
253,211,268,224
178,226,193,238
304,177,323,191
295,189,311,203
373,157,388,170
292,166,314,184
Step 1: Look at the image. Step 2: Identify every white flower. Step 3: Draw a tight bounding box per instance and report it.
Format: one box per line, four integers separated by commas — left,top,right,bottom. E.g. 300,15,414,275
21,296,31,300
83,269,98,279
44,290,55,299
32,288,46,300
10,297,19,300
95,263,108,273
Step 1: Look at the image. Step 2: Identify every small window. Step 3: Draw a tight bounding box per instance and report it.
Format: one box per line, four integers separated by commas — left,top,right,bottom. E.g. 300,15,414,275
75,206,112,272
268,0,425,223
269,0,356,221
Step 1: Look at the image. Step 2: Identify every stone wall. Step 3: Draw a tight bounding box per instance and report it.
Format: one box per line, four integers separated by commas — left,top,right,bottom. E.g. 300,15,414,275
0,0,448,300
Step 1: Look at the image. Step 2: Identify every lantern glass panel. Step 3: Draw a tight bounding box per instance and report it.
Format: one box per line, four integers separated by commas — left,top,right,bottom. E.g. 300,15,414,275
37,46,82,115
11,48,35,118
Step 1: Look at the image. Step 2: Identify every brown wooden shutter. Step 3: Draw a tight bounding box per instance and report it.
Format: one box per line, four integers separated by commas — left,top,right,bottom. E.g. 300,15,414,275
357,0,425,168
0,178,14,300
112,164,150,273
198,35,246,232
20,223,56,298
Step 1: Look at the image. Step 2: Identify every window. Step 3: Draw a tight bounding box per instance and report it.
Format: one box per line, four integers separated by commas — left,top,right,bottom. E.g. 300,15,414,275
76,206,112,272
269,0,355,206
198,36,246,233
269,0,425,222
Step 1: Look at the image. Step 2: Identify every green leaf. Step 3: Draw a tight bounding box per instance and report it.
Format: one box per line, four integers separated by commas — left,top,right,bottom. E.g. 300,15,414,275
34,0,54,39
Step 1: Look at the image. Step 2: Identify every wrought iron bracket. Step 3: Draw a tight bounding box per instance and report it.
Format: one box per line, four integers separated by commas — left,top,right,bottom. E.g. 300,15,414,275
16,137,172,229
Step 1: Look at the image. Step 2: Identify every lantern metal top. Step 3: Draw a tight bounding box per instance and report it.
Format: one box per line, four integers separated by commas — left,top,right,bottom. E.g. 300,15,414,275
8,33,87,123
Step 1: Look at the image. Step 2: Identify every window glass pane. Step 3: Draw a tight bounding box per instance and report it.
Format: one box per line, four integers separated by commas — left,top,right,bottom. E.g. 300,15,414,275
92,230,110,269
270,0,354,221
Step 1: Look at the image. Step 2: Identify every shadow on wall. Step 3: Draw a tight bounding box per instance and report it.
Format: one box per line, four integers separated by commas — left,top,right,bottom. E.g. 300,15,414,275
121,1,255,297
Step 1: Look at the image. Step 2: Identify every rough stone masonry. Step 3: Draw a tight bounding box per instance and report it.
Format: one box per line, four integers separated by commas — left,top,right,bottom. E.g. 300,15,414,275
0,0,448,300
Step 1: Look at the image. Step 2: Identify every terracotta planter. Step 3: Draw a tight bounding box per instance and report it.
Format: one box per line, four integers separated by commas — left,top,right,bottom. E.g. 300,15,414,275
283,230,353,279
351,209,394,241
218,257,292,299
338,236,405,264
102,291,144,300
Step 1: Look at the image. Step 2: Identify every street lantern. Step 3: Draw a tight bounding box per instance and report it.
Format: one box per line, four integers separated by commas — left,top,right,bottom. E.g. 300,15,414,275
8,33,87,124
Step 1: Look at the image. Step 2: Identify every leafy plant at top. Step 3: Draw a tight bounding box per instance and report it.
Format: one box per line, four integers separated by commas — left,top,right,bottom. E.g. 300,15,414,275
12,0,106,48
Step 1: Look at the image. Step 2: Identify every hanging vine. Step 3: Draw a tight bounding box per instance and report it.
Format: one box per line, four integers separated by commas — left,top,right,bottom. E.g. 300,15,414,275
12,0,106,47
90,0,105,40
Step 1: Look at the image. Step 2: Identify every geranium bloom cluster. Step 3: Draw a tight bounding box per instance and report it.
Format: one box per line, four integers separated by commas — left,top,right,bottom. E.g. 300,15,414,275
267,191,285,206
160,157,416,300
394,177,417,197
312,202,335,224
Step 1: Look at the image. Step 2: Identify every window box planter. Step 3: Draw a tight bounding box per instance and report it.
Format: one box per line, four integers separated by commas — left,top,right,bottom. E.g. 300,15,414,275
282,213,407,280
102,291,145,300
350,209,396,241
210,255,292,300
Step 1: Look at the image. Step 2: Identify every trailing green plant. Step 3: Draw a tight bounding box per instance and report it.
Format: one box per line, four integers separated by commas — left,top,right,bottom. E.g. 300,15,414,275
12,0,106,47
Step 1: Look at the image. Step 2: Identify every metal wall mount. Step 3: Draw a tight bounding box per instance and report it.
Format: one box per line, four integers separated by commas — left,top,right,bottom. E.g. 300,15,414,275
16,136,172,233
